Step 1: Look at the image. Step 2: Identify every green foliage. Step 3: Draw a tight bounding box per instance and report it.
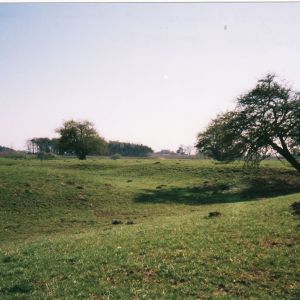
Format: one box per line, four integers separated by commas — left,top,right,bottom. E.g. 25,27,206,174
57,120,107,160
111,153,121,160
197,74,300,171
0,146,15,153
27,137,60,154
197,111,245,162
108,141,153,157
37,152,57,160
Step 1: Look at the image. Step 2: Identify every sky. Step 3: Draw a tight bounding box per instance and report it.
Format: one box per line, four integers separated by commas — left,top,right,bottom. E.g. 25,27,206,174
1,3,300,152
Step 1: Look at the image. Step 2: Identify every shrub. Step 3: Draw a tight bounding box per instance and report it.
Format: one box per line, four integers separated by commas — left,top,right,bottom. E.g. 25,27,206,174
0,152,27,159
37,152,57,160
111,153,121,160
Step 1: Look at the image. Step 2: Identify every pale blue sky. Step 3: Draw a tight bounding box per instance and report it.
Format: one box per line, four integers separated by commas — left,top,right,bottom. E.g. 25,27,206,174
1,3,300,151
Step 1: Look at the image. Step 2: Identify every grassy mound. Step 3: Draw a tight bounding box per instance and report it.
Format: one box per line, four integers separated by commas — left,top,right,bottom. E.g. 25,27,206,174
0,158,299,299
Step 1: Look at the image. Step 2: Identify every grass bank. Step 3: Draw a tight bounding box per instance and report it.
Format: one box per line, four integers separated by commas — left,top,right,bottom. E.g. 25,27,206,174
0,158,299,299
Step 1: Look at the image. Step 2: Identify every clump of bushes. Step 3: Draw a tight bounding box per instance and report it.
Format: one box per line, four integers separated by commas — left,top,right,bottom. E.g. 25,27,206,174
291,202,300,215
208,211,222,218
111,153,121,160
0,152,27,159
37,152,57,160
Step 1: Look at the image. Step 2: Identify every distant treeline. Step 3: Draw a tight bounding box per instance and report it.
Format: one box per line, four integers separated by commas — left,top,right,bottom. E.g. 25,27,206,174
27,138,153,157
27,138,60,154
0,146,15,153
108,141,153,157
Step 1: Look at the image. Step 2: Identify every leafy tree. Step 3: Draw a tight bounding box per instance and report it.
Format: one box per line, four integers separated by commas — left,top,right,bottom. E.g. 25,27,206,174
196,74,300,172
56,120,107,160
196,111,245,161
176,145,185,155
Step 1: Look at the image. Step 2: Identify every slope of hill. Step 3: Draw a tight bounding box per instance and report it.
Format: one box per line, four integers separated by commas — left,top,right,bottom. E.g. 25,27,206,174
0,158,299,299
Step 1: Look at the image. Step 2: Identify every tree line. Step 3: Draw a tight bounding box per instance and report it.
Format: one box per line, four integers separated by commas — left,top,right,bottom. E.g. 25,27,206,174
27,138,60,154
27,120,153,159
108,141,153,157
25,73,299,172
0,146,15,153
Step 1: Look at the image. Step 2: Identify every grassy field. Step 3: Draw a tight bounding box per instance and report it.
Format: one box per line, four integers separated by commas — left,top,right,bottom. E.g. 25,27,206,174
0,157,299,299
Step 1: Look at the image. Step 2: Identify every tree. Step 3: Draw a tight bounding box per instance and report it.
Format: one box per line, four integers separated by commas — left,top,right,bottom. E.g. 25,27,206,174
184,145,194,156
176,145,185,155
56,120,107,160
196,74,300,172
176,145,194,155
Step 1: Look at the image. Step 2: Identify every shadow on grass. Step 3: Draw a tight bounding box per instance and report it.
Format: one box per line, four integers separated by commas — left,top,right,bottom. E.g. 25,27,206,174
134,174,300,205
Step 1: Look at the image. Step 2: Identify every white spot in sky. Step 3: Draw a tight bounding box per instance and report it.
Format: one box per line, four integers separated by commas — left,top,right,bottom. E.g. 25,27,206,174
163,74,169,80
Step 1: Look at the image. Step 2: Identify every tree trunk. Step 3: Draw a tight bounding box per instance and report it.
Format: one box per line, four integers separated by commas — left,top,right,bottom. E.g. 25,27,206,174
270,142,300,172
283,152,300,172
78,152,87,160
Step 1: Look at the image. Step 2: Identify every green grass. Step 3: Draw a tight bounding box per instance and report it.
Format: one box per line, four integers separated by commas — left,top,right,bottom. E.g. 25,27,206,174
0,157,299,299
